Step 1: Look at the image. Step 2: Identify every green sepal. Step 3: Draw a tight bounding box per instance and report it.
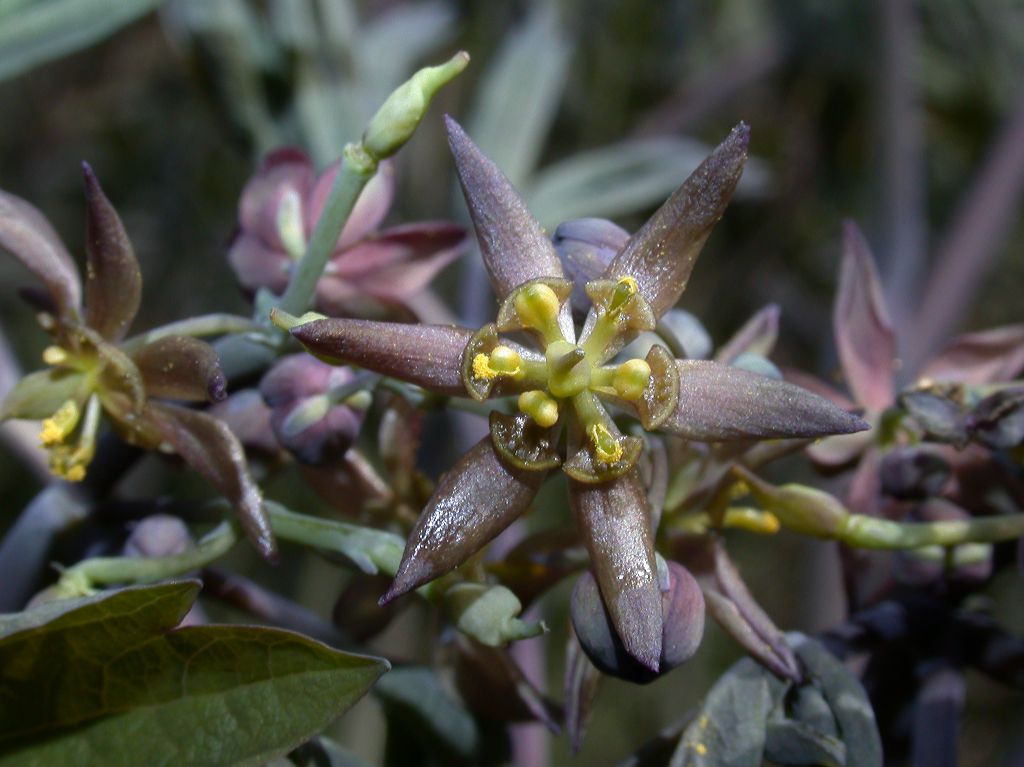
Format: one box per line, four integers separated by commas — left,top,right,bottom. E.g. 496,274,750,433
0,368,86,420
495,277,573,333
489,410,561,471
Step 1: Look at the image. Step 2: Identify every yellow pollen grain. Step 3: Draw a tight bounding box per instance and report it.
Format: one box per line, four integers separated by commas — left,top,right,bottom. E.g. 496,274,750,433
472,353,497,381
64,465,86,482
39,400,80,446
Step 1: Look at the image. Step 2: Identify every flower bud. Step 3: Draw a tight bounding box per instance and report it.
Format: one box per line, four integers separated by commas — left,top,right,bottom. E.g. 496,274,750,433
967,386,1024,449
553,218,630,315
899,389,968,445
260,354,366,465
879,446,950,500
123,514,193,558
570,561,704,684
362,52,470,161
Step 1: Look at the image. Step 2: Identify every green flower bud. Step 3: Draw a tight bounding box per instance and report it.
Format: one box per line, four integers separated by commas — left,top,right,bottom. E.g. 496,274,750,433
362,52,470,161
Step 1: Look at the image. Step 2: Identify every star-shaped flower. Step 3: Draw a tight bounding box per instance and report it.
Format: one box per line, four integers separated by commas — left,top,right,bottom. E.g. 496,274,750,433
287,117,867,669
0,165,274,558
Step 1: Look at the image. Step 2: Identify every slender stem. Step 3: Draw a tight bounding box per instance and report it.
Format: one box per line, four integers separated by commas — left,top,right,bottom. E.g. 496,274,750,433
120,314,262,353
61,521,239,587
840,512,1024,549
278,143,377,316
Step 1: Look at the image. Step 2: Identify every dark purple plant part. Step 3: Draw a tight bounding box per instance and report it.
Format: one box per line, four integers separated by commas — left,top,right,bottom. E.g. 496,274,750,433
552,217,630,315
965,385,1024,449
259,353,367,465
563,629,603,755
287,117,866,670
879,446,951,500
0,166,275,559
570,560,705,683
453,637,562,731
228,148,467,318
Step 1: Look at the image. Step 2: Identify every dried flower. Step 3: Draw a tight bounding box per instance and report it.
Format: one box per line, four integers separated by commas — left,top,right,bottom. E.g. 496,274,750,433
288,117,866,668
0,165,274,558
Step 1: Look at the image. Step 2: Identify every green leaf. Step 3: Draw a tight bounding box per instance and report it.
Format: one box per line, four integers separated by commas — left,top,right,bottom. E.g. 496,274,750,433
375,667,479,766
790,635,882,767
526,138,768,228
670,658,772,767
0,0,168,81
764,720,845,766
0,581,389,767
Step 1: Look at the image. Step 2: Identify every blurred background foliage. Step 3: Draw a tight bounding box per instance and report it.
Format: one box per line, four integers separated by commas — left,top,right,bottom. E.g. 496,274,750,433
1,1,1023,765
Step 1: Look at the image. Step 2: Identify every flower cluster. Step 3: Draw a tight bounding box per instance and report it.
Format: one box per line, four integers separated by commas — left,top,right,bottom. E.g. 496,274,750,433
288,117,868,671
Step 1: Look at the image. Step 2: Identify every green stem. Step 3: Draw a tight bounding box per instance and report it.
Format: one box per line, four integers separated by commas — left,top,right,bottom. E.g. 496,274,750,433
120,314,262,353
840,512,1024,549
278,143,377,316
60,521,239,588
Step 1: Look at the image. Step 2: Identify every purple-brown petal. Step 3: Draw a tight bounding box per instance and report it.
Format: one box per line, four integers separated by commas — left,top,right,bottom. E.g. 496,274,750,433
0,188,81,319
381,438,546,603
553,218,631,314
446,116,565,299
145,401,276,560
324,221,466,302
82,163,141,341
291,318,472,396
227,231,292,295
919,324,1024,386
834,221,896,411
662,360,868,441
601,123,749,319
569,471,662,672
715,304,780,364
133,335,226,403
239,147,315,249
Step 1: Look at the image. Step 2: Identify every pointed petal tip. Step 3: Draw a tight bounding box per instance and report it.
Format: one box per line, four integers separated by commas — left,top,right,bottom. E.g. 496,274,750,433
729,121,751,149
613,586,663,673
378,558,430,605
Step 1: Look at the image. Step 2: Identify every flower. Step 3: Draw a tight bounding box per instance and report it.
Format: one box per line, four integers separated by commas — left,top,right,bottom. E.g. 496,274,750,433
287,117,867,669
228,148,467,318
0,165,275,558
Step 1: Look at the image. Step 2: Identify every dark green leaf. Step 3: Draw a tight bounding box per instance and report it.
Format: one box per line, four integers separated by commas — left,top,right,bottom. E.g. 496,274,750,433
375,667,479,766
764,720,845,766
790,635,882,767
670,658,772,767
0,581,388,767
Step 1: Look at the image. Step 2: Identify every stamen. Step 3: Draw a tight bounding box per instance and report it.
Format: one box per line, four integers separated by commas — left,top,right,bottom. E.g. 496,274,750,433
518,390,560,428
42,346,68,366
513,283,562,340
612,358,652,401
609,276,639,313
39,400,81,447
51,395,100,482
588,422,624,463
472,346,523,382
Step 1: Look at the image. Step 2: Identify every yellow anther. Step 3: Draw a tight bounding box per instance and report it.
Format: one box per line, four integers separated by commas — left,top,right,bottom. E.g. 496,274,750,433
609,275,639,313
613,358,652,401
39,400,80,446
472,346,523,382
44,395,100,482
42,346,68,366
513,283,561,334
518,390,560,428
588,422,624,464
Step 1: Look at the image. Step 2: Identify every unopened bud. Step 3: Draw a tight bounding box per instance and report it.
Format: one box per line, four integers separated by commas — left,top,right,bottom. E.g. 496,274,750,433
362,52,470,161
734,466,849,538
571,562,704,684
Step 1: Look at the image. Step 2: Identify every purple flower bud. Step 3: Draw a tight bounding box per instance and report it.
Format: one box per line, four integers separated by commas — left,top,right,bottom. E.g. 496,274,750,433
259,354,366,465
552,218,630,315
570,561,704,684
879,446,951,500
123,514,193,558
967,387,1024,449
